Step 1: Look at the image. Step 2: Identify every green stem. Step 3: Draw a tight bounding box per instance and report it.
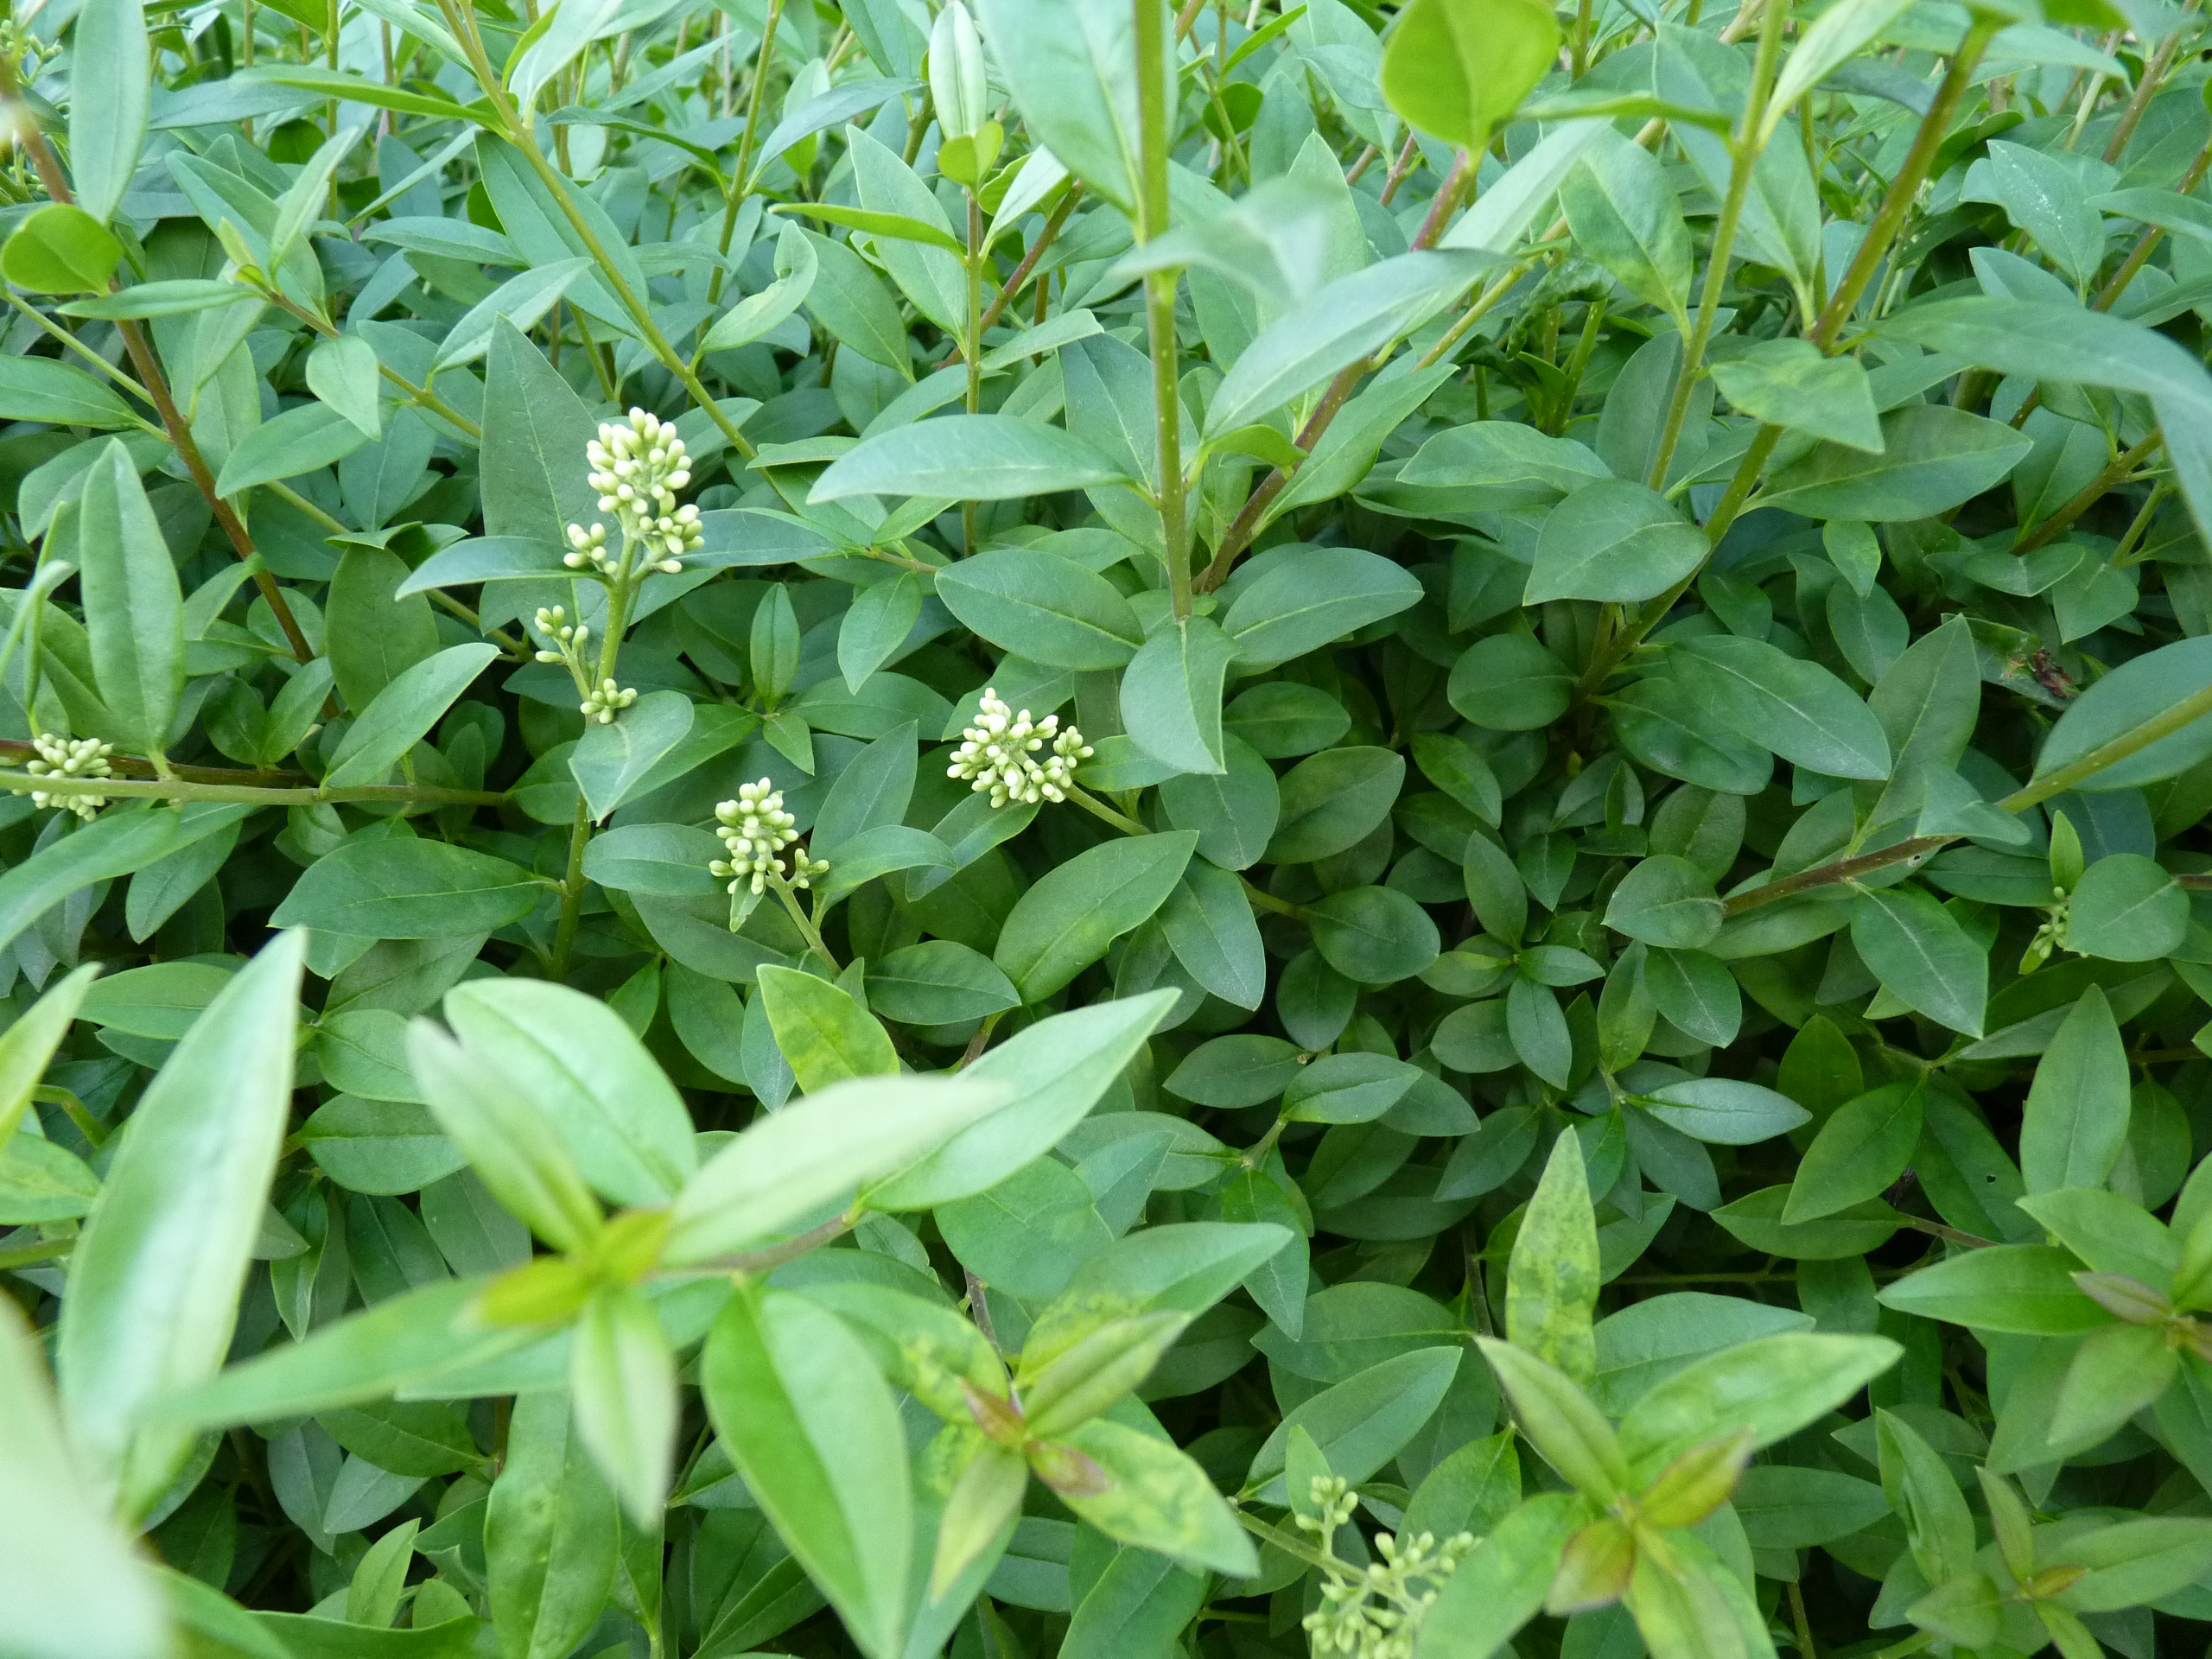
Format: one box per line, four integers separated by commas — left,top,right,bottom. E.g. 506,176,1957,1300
770,874,840,969
2013,430,2162,555
0,1237,73,1270
0,774,504,806
1067,785,1148,836
672,1210,855,1276
551,799,591,979
1575,20,1998,704
1233,1510,1338,1573
1646,0,1789,490
435,0,754,461
709,0,787,303
964,189,985,553
1133,0,1191,619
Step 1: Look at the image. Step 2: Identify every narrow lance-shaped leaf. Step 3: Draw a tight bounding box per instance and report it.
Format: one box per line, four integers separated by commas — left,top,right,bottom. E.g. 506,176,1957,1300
57,931,307,1520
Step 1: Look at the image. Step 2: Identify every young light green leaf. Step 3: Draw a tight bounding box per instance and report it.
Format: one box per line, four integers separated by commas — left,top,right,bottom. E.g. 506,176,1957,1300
57,931,306,1521
0,1299,170,1659
664,1072,1008,1263
1507,1132,1600,1386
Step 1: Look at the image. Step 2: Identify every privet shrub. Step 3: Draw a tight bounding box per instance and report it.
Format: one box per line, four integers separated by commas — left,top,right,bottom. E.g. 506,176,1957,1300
11,0,2212,1654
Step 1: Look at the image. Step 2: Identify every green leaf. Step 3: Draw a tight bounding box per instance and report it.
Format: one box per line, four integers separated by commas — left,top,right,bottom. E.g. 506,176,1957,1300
56,931,305,1520
1207,252,1497,436
67,0,149,225
1121,617,1233,775
0,964,98,1144
0,355,134,428
2049,1517,2212,1613
1055,1418,1256,1577
324,644,498,788
1671,635,1892,779
1710,339,1883,452
306,332,382,440
1475,1338,1626,1502
935,549,1145,671
2021,986,2130,1195
813,416,1130,503
701,1285,913,1659
664,1072,1008,1263
1449,632,1573,731
404,1020,603,1254
970,0,1140,210
1764,0,1916,134
270,839,540,938
1784,1083,1924,1224
1219,545,1424,665
1850,886,1986,1035
1418,1493,1583,1659
213,403,372,497
580,823,723,898
865,940,1020,1025
1306,885,1441,984
1282,1052,1422,1124
2066,853,2188,960
1245,1346,1462,1503
2036,637,2212,791
432,256,594,372
1637,1077,1808,1145
569,690,696,822
327,545,439,714
866,991,1179,1209
1559,129,1693,327
485,1389,619,1659
1527,479,1707,604
569,1283,677,1527
2,203,124,292
1617,1332,1902,1477
1755,404,2034,522
780,200,968,259
993,832,1197,1003
1507,1132,1600,1385
1604,855,1723,949
1157,857,1265,1008
1267,747,1405,863
757,965,899,1090
75,438,183,760
1380,0,1560,150
156,1281,528,1427
0,1298,170,1657
702,224,819,355
297,1096,462,1195
1876,1244,2106,1333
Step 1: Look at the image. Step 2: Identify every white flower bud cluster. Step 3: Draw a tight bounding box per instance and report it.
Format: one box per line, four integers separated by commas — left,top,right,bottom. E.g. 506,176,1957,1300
580,679,639,724
22,733,113,818
710,779,828,895
948,689,1092,807
573,409,704,574
1297,1477,1474,1659
532,605,589,664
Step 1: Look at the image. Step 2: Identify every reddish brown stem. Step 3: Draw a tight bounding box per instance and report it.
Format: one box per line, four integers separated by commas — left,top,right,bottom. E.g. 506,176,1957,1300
1194,149,1476,593
938,184,1083,368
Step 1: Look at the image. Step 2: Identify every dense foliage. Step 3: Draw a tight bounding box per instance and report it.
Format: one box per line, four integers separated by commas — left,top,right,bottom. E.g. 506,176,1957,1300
14,0,2212,1655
